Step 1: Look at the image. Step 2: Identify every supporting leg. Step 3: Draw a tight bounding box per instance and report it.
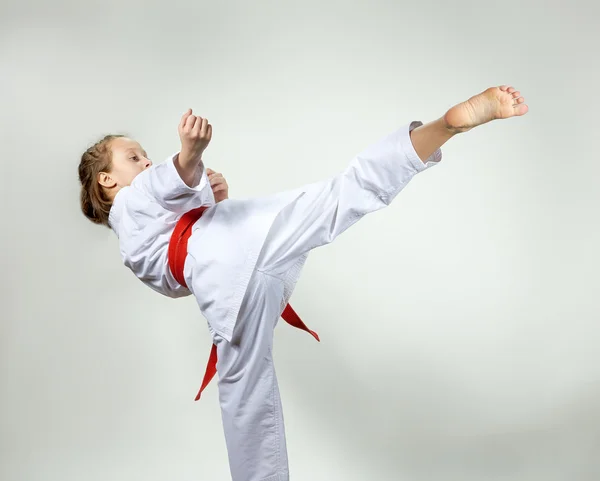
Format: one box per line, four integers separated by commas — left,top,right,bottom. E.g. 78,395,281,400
213,271,290,481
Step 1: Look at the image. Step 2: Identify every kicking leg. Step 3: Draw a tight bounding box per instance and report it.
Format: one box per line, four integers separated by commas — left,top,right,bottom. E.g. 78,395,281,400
257,85,528,277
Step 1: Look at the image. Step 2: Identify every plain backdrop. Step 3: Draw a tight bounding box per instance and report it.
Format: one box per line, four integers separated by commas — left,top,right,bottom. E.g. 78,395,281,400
1,1,599,480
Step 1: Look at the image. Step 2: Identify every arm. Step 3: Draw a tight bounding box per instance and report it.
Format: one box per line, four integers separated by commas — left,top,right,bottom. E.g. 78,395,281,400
131,109,224,213
174,109,212,187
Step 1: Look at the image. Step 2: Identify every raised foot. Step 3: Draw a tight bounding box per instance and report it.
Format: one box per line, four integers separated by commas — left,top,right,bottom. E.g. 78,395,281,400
444,85,529,133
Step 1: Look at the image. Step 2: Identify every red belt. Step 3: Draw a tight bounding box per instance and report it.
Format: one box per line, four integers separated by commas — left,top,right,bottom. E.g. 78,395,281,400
168,206,320,401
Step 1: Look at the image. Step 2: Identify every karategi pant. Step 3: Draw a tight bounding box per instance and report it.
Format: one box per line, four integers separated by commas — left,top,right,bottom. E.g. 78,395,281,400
209,122,441,481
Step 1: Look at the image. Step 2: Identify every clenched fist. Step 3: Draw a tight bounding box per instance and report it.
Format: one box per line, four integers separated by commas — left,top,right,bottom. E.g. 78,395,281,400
175,108,213,187
179,108,212,162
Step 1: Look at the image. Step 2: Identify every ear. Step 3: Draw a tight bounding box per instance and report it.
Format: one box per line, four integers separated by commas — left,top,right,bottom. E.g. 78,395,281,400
97,171,116,189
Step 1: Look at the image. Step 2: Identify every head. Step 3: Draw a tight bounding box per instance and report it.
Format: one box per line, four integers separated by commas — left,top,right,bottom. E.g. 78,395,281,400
78,135,153,227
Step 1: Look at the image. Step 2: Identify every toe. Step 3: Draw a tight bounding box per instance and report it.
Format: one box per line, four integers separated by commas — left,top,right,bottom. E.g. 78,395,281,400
507,87,515,94
499,85,509,91
511,91,521,98
514,104,529,116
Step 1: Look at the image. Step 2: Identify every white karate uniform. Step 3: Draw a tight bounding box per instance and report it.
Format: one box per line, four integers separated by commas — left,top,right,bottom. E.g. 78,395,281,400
109,121,442,481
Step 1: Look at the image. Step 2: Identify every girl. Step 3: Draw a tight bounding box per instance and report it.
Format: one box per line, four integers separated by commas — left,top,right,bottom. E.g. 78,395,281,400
78,85,528,481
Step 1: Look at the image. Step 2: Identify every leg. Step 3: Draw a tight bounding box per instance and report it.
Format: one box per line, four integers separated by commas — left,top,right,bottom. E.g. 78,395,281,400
214,270,290,481
257,85,528,277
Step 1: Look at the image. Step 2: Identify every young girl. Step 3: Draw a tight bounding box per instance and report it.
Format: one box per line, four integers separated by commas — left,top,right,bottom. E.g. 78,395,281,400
78,85,528,481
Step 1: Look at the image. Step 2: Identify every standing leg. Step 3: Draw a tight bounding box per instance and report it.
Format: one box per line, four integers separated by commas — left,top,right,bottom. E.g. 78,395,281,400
213,270,290,481
257,85,528,277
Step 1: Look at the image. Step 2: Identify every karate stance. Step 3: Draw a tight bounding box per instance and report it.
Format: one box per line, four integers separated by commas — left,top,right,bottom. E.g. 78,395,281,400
78,85,528,481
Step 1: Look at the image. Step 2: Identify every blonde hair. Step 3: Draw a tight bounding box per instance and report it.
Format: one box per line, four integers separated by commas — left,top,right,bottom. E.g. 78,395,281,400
78,135,124,227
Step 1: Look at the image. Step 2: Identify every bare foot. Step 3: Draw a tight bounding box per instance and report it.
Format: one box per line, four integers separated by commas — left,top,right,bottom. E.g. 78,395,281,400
443,85,529,133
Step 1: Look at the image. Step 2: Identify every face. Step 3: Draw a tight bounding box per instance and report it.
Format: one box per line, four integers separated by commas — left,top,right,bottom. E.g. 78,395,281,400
98,137,152,196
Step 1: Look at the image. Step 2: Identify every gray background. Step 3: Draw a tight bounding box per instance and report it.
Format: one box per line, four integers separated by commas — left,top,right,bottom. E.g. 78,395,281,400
1,0,599,480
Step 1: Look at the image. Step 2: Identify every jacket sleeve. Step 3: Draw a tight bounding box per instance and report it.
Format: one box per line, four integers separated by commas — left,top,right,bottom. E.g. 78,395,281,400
131,153,215,214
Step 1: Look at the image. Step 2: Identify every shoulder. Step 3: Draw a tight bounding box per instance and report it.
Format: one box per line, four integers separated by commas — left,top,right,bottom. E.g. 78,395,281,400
108,182,157,234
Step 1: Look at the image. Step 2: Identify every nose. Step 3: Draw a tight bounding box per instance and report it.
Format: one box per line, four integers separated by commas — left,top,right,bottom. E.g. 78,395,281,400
144,159,152,169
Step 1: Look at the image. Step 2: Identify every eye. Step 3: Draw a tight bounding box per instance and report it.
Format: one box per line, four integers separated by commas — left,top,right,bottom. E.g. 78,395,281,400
130,155,139,161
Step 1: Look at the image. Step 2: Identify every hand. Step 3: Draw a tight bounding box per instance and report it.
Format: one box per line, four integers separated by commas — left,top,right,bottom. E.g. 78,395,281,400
178,109,212,162
207,168,229,203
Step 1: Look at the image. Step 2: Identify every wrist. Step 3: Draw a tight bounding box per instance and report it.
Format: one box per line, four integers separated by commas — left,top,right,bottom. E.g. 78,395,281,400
179,147,203,165
174,151,204,188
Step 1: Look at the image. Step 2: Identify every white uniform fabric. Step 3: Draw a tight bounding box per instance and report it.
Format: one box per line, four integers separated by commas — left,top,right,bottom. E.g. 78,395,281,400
109,121,442,481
